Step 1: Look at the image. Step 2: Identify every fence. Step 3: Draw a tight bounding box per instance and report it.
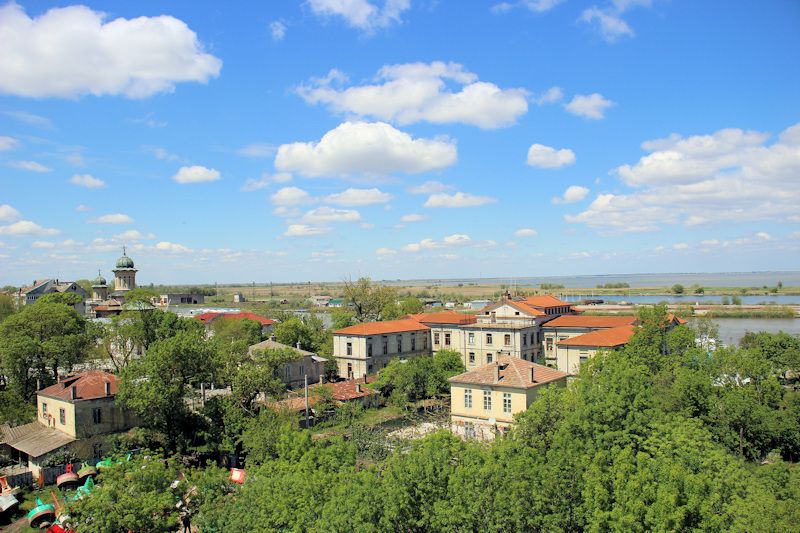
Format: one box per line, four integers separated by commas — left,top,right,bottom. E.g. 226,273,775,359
3,470,32,489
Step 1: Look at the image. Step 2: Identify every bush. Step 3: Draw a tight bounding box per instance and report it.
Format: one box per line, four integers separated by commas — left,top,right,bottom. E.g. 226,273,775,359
672,284,685,294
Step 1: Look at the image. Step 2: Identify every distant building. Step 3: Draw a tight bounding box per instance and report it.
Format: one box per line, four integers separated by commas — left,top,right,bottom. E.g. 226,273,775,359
248,337,328,389
17,279,87,314
540,315,638,368
86,248,138,318
153,293,205,306
333,319,431,378
466,299,492,310
554,326,636,375
449,357,568,440
109,247,137,301
233,292,246,303
311,295,332,307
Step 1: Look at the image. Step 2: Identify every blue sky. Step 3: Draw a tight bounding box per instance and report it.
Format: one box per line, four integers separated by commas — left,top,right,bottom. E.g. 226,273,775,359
1,0,799,285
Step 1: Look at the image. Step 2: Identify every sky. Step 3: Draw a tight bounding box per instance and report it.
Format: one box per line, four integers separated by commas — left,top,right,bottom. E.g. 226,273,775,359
1,0,799,286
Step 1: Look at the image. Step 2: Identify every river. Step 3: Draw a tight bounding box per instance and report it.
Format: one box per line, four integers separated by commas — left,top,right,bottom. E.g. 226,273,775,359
562,294,800,305
708,318,800,346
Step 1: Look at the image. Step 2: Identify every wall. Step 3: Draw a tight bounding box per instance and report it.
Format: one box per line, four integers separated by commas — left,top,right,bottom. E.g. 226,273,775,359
458,325,538,368
555,344,599,375
333,330,430,378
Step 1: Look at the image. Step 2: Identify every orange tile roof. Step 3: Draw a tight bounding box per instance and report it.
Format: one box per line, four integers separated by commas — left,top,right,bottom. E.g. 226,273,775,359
449,357,568,389
38,370,119,401
543,315,637,329
335,318,429,336
668,314,688,325
479,299,545,316
556,325,635,347
270,375,378,411
522,295,574,309
407,311,477,325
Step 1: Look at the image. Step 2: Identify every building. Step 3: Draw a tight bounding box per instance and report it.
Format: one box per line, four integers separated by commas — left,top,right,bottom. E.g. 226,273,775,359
449,357,568,440
0,371,137,479
17,279,87,314
233,292,246,303
110,247,137,300
333,319,430,378
85,248,139,317
554,326,636,375
540,315,638,366
248,337,328,389
311,295,332,307
153,293,205,306
466,299,491,310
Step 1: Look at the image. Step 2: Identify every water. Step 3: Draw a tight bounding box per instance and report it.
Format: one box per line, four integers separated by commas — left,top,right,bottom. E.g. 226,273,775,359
708,318,800,347
561,294,800,305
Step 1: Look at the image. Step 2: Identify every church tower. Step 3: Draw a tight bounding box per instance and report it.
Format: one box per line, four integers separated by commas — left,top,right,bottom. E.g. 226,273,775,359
92,270,108,301
112,246,137,294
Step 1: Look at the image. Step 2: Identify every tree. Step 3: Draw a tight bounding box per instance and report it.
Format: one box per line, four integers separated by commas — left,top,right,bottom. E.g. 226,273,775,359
740,331,800,380
211,317,262,346
100,315,144,371
330,308,355,330
123,287,159,305
342,277,397,322
0,293,15,323
272,314,327,353
374,350,465,404
671,283,685,294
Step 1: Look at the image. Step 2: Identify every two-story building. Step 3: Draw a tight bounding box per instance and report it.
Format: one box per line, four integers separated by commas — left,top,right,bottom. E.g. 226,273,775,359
248,337,328,389
449,357,568,440
333,319,430,378
17,279,87,314
540,315,638,366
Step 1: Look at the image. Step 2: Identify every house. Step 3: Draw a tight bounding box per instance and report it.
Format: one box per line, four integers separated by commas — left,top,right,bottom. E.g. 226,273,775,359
1,371,137,479
17,279,87,314
540,315,638,366
249,337,328,390
311,295,332,307
233,292,246,303
555,325,636,375
449,357,568,440
333,319,430,378
153,293,205,306
269,375,380,419
466,299,492,310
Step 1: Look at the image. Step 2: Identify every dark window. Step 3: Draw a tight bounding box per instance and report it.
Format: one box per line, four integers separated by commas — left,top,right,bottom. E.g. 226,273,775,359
411,337,416,351
92,408,102,424
486,333,493,345
368,344,373,357
445,333,451,346
383,342,388,355
469,352,475,364
487,353,493,363
346,342,352,356
434,333,440,345
59,408,66,425
504,334,511,346
396,335,402,352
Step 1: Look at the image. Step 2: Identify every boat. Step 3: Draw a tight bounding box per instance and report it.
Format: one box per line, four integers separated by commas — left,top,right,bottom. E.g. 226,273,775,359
56,464,79,490
27,498,56,528
76,462,97,481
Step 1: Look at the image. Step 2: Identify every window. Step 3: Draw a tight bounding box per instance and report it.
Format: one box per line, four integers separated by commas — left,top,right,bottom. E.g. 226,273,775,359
487,353,493,363
469,352,475,364
483,390,492,411
347,363,353,378
285,365,291,379
59,408,66,425
367,344,373,357
41,403,47,416
464,388,472,408
523,334,527,346
465,422,476,439
92,408,102,424
503,393,512,414
396,335,403,352
434,332,440,345
346,342,352,356
468,332,475,344
486,333,493,345
531,332,536,344
383,341,388,355
579,351,589,364
515,311,520,315
546,338,553,352
423,336,428,350
299,364,305,376
444,333,451,346
411,337,416,351
504,334,511,346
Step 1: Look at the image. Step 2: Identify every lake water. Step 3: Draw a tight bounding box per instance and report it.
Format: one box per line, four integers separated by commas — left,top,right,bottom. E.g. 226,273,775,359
708,318,800,347
561,294,800,305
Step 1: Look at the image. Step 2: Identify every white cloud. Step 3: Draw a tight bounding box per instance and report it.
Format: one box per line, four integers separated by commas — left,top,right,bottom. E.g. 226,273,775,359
9,160,51,172
564,93,614,119
533,86,563,105
403,233,472,252
283,224,330,237
376,247,397,255
701,239,720,246
755,231,773,241
0,220,59,236
91,213,134,224
172,165,221,184
113,229,151,241
275,121,457,177
565,123,800,232
493,1,565,14
241,172,292,192
0,204,21,222
552,185,590,204
424,192,497,208
0,3,221,98
400,214,426,223
302,207,361,223
151,147,182,161
69,174,105,189
269,20,287,41
236,143,276,157
130,112,167,128
2,110,53,129
580,1,652,43
324,187,392,206
308,0,410,32
32,240,56,249
672,243,689,250
155,241,192,253
271,187,313,206
408,180,452,194
76,204,91,212
298,62,528,129
527,143,576,168
0,136,19,151
514,228,538,237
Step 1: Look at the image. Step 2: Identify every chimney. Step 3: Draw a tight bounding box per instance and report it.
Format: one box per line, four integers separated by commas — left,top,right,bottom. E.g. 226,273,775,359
530,367,535,383
70,386,77,400
494,363,501,383
355,383,362,393
105,381,111,396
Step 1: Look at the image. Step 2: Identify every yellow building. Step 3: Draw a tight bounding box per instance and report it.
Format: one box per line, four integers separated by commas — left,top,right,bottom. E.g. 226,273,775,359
540,315,638,368
448,357,568,440
248,337,328,389
332,319,431,378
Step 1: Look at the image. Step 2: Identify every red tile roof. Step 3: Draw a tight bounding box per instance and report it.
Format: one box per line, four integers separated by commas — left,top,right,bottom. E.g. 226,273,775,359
407,311,477,325
195,312,275,326
556,325,636,347
543,315,637,329
449,357,568,389
270,375,378,411
479,299,545,316
522,295,574,309
38,370,119,401
335,319,429,336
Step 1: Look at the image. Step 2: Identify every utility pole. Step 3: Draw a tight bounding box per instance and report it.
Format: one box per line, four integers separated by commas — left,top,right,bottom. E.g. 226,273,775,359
304,374,310,428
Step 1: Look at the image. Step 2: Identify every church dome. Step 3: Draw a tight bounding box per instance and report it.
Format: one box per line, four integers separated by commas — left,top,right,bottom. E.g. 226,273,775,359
116,253,135,269
92,272,107,286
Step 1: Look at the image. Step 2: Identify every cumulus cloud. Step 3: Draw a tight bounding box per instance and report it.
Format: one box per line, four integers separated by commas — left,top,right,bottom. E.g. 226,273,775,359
527,144,576,168
9,160,51,172
424,192,497,208
533,86,564,105
269,20,286,41
673,243,689,250
283,224,330,237
0,220,59,236
172,165,221,184
552,185,590,204
408,181,452,194
403,233,472,252
308,0,410,32
0,3,221,98
155,241,192,253
564,93,614,119
271,186,314,206
514,228,538,237
376,247,397,255
69,174,105,189
324,187,392,206
580,1,652,43
298,62,528,129
400,214,426,223
241,172,292,192
0,204,21,222
91,213,134,224
275,121,457,178
113,229,153,241
302,207,361,223
565,123,800,232
0,136,19,151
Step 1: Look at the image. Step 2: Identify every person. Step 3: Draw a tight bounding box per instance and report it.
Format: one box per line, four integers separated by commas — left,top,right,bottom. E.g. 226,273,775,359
181,511,191,533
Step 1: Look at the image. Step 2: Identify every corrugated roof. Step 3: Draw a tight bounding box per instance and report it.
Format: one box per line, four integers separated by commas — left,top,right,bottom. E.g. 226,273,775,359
449,357,568,389
543,315,637,329
407,311,477,325
1,422,75,458
38,370,118,401
335,319,429,336
556,325,636,347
